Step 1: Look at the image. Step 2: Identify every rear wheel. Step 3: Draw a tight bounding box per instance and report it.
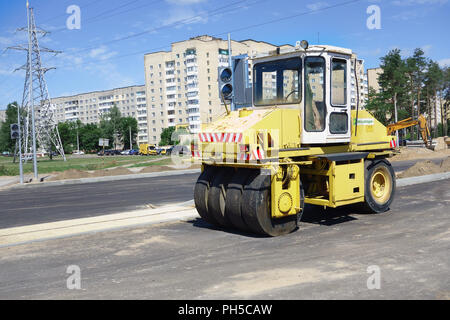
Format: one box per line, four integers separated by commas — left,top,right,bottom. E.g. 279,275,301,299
194,166,219,226
241,171,298,237
225,169,252,232
362,159,396,213
208,168,233,227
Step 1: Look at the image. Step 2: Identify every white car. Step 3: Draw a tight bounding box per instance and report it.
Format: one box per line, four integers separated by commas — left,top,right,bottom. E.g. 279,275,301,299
121,150,130,155
72,150,85,155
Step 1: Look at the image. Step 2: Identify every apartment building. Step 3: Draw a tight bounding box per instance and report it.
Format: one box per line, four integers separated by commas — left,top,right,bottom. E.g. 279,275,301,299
350,55,368,109
367,67,383,94
0,110,6,123
143,35,285,143
43,85,149,144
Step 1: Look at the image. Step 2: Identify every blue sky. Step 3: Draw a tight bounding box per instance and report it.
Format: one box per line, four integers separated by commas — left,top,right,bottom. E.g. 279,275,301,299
0,0,449,109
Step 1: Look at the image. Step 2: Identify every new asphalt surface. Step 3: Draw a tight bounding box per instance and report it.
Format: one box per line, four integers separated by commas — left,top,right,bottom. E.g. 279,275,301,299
0,157,445,229
0,179,448,299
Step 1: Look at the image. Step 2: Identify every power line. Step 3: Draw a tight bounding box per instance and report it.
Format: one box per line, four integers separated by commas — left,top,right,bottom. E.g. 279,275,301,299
38,0,111,24
67,0,253,55
53,0,362,71
3,0,363,105
47,0,159,34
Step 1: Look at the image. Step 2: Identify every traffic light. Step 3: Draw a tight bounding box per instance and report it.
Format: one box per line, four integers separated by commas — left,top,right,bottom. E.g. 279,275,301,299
10,123,19,140
218,66,233,101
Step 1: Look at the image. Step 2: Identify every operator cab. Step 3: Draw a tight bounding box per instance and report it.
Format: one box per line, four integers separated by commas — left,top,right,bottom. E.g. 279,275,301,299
251,43,353,145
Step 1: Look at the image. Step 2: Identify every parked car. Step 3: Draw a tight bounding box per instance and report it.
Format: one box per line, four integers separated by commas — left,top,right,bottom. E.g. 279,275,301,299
72,150,85,155
120,149,130,155
129,149,139,155
98,149,115,156
2,151,12,157
21,154,33,161
111,149,121,156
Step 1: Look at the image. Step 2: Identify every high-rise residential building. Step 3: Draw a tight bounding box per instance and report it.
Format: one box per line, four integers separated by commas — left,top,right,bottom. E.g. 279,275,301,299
350,55,368,109
143,35,288,143
43,85,148,144
0,110,6,123
367,67,383,94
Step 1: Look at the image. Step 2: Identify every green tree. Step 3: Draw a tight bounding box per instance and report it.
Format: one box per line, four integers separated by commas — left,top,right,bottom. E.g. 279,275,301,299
159,126,176,146
79,123,102,152
119,117,138,150
423,60,443,137
0,102,19,153
378,49,409,125
99,105,122,149
365,88,392,126
57,121,81,153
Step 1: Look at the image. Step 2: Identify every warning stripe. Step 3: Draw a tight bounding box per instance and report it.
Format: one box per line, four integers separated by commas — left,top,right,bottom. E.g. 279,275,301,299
198,132,243,143
390,139,397,148
191,151,202,158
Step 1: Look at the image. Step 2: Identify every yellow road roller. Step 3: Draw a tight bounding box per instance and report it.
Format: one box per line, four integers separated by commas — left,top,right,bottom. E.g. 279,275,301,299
193,42,396,236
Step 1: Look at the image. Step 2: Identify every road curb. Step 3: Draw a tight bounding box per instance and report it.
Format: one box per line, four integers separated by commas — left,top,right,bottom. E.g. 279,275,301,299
396,171,450,187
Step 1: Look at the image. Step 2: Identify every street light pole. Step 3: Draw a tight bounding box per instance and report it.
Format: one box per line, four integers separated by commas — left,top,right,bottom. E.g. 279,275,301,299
129,126,132,150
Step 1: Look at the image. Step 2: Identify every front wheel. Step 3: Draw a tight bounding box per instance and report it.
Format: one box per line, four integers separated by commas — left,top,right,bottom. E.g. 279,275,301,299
362,159,396,213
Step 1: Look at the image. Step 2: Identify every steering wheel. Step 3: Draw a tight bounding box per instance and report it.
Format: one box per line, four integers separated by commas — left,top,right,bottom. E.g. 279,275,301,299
285,89,299,102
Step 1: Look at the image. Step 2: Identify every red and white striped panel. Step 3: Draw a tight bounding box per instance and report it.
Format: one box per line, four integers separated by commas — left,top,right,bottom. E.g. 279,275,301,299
250,149,265,160
390,139,397,148
238,149,265,161
191,151,202,158
238,153,250,161
198,132,243,143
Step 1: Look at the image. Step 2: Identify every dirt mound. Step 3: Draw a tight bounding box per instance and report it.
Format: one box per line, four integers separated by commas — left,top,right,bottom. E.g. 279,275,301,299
398,160,443,178
49,169,92,181
440,157,450,172
88,167,132,177
139,165,173,173
434,137,448,151
391,147,434,161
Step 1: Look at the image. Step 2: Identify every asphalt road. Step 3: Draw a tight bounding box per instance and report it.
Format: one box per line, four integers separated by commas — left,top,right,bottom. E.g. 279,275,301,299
0,173,198,228
0,180,448,299
0,157,446,229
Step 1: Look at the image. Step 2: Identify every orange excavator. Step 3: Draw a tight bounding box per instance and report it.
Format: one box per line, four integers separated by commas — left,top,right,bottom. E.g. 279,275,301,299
386,115,433,149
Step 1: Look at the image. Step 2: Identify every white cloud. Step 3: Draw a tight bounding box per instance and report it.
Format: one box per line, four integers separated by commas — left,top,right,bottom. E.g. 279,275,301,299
88,46,118,61
392,0,448,6
162,7,208,26
166,0,207,5
306,2,329,11
438,58,450,67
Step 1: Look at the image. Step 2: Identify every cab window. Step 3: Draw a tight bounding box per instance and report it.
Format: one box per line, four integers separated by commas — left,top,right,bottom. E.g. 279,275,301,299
304,57,325,132
331,58,347,106
253,58,302,106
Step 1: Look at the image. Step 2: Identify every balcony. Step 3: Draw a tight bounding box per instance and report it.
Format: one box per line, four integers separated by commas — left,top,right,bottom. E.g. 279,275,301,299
186,69,198,76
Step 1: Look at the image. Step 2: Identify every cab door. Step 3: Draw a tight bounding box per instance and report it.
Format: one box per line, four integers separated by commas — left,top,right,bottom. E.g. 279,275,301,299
301,54,351,145
326,55,351,143
301,55,328,144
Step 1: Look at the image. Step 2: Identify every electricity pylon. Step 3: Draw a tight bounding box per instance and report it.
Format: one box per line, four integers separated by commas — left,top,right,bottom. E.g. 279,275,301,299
9,1,66,179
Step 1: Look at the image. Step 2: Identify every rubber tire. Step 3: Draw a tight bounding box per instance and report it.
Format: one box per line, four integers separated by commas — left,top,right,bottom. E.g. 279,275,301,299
194,166,220,226
207,167,233,227
225,169,252,232
298,181,305,224
362,159,396,213
241,170,298,237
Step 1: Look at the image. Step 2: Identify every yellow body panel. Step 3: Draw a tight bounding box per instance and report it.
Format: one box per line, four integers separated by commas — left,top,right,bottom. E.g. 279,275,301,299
198,107,392,216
